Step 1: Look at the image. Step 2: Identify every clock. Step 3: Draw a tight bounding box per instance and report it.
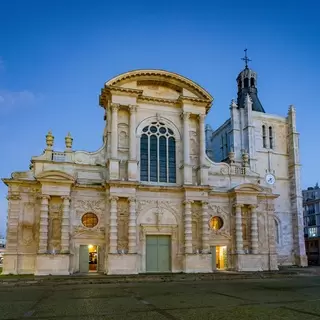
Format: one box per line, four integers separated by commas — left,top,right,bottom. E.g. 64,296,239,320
265,173,276,185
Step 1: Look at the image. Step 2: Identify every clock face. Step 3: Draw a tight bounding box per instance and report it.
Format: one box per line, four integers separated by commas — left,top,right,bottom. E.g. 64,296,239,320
265,174,276,185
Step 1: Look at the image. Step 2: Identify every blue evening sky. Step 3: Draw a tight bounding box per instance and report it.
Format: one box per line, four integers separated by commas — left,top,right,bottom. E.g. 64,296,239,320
0,0,319,235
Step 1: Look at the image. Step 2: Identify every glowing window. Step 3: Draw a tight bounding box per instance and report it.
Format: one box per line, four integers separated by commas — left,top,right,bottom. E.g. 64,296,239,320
209,216,224,230
81,213,98,228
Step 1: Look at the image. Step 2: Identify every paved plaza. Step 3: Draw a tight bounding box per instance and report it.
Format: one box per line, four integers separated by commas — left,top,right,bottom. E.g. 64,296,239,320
1,276,320,319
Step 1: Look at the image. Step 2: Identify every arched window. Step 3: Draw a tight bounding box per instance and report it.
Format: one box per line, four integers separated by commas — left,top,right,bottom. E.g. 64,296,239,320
140,122,176,183
250,77,255,87
262,125,267,148
269,126,274,149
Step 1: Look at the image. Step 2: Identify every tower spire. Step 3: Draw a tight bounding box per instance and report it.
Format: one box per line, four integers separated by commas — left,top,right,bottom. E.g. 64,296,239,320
241,49,252,69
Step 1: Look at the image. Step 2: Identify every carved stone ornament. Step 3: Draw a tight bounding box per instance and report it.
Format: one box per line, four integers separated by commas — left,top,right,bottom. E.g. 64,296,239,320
7,193,21,201
137,200,180,217
19,223,36,246
65,132,73,149
220,166,229,175
46,130,54,148
208,204,231,238
75,199,105,215
73,225,105,237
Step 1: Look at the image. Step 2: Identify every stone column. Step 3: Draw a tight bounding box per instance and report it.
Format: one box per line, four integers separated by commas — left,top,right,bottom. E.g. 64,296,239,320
61,196,71,253
111,103,119,159
129,105,137,160
38,195,50,254
109,196,118,254
128,197,137,253
184,200,193,254
250,205,259,254
198,114,206,165
128,105,138,181
183,112,191,165
235,204,243,254
5,193,21,253
201,201,210,253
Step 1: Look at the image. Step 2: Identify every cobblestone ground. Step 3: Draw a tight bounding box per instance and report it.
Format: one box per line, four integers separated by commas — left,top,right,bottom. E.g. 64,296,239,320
1,277,320,319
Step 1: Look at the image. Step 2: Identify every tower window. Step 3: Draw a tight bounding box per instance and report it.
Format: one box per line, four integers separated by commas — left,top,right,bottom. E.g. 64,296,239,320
250,77,255,87
269,126,273,149
262,125,267,148
140,122,176,183
244,78,249,88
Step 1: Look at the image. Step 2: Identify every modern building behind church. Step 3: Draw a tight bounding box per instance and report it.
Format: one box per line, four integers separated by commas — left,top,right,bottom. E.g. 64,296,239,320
1,58,307,275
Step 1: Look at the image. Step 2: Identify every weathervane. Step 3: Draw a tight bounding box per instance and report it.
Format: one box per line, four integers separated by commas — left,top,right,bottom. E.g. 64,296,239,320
241,49,252,69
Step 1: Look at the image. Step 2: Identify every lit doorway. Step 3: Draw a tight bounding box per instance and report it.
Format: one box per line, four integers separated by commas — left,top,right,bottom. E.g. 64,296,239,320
79,245,98,273
211,246,227,270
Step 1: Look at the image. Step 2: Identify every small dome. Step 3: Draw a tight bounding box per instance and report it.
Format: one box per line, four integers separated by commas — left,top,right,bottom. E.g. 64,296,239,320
236,50,265,113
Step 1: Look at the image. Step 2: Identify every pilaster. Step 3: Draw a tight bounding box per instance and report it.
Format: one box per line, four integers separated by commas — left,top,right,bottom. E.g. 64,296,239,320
287,105,308,266
234,204,244,254
109,196,118,253
5,193,21,253
198,114,209,185
128,197,137,253
61,196,71,253
184,200,193,254
38,195,50,254
128,104,138,181
249,204,259,254
229,100,242,161
267,203,279,270
182,112,192,184
201,201,210,253
109,103,120,180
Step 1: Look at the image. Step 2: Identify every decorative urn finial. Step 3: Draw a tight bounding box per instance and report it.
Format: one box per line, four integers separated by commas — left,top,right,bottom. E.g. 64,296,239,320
228,150,235,163
242,151,249,167
65,132,73,150
46,130,54,149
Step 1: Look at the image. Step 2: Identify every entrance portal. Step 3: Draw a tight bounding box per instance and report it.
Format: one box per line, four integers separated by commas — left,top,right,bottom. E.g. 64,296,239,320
79,245,98,273
146,235,171,272
211,246,227,270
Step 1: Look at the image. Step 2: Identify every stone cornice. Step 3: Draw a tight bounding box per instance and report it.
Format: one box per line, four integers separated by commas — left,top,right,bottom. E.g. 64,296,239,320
182,185,211,191
178,95,211,108
105,181,140,188
74,184,105,190
104,69,213,101
99,86,143,108
2,178,38,186
106,85,143,96
137,184,182,192
137,95,180,107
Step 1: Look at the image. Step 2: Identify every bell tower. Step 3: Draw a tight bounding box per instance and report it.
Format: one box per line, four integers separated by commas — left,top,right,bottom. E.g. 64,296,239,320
236,49,265,113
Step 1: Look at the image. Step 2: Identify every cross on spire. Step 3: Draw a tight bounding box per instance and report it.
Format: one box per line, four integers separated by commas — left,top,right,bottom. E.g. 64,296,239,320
241,49,252,69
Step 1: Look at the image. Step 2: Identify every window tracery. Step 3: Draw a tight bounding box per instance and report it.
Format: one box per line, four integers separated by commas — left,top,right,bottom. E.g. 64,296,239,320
81,212,99,228
140,121,176,183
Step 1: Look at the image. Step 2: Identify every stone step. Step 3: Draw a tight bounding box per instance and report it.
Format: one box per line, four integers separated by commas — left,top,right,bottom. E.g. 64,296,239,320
0,270,306,287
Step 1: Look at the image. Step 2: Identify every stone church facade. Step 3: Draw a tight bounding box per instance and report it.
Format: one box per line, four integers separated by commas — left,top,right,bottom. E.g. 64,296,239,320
2,65,307,275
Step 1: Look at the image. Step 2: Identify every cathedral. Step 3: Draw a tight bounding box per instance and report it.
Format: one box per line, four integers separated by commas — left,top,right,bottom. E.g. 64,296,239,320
2,57,307,275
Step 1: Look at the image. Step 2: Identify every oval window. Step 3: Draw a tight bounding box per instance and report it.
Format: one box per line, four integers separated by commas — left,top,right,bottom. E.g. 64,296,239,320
209,216,223,230
81,212,99,228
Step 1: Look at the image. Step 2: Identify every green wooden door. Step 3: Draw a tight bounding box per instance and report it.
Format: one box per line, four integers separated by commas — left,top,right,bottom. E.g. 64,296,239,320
146,235,171,272
79,245,89,273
